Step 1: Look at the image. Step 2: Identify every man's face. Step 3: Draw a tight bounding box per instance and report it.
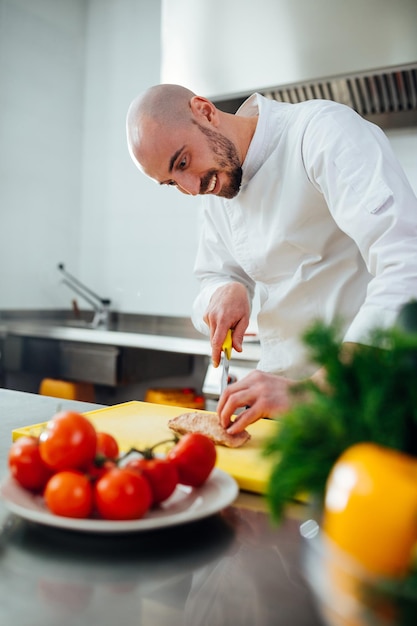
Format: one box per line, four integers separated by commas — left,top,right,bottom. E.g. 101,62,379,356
132,119,243,199
192,123,242,199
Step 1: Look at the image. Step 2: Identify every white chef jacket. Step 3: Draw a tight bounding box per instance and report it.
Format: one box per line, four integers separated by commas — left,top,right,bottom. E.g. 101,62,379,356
191,94,417,378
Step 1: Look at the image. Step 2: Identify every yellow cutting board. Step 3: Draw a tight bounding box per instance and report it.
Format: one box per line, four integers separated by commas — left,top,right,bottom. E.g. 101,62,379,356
12,401,279,495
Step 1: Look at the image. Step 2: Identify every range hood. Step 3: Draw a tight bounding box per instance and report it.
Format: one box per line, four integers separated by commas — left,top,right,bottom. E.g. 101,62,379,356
161,0,417,129
214,63,417,129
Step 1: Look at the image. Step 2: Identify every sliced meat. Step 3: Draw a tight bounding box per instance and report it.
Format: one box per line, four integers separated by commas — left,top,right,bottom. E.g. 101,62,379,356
168,411,251,448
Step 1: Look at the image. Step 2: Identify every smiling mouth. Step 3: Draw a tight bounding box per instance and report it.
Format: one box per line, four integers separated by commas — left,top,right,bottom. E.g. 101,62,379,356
205,174,217,194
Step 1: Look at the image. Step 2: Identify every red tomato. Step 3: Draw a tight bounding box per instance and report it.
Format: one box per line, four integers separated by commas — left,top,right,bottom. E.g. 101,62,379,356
96,432,119,460
167,433,216,487
86,458,117,481
125,457,178,505
44,470,93,518
8,436,53,492
39,411,97,472
94,467,152,520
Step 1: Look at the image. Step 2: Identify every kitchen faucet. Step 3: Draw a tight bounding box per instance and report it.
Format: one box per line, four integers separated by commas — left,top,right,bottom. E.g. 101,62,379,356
58,263,111,328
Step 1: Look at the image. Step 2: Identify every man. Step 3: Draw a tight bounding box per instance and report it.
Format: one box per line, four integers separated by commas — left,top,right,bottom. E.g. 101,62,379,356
126,84,417,434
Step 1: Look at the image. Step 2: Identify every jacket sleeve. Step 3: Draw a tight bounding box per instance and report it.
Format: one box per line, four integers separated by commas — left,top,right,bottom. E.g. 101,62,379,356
302,102,417,343
191,202,256,335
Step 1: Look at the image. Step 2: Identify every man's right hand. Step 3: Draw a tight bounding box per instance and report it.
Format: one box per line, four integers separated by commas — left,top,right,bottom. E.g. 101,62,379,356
203,282,251,367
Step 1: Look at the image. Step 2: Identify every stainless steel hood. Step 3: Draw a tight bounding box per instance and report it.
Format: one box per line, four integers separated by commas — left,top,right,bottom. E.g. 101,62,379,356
214,63,417,129
161,0,417,128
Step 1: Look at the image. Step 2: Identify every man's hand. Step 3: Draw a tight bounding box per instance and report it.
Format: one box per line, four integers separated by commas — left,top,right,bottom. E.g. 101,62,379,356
204,282,250,367
217,370,295,434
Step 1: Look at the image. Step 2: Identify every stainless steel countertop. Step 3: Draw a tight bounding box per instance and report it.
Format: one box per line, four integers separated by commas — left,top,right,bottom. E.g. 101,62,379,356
0,311,261,362
0,389,321,626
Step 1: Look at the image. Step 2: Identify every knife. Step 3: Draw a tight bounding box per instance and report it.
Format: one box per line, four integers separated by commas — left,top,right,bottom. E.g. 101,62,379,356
220,329,233,395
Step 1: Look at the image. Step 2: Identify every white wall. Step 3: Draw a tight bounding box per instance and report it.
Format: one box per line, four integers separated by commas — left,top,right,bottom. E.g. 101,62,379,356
78,0,201,316
0,0,416,320
161,0,417,98
0,0,201,316
0,0,86,308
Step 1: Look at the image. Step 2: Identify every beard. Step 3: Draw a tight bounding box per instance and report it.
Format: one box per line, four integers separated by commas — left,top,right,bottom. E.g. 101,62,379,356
195,123,243,199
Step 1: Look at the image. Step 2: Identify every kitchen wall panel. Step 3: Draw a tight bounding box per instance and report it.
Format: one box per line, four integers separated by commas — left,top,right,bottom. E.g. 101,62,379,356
0,0,201,317
78,0,201,316
0,0,86,308
161,0,417,99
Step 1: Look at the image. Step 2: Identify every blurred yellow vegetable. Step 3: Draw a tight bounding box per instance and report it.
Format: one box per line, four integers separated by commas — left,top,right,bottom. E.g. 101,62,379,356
323,442,417,577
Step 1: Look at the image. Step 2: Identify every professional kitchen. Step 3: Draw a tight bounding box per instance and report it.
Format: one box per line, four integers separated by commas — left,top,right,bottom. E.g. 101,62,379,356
1,1,417,625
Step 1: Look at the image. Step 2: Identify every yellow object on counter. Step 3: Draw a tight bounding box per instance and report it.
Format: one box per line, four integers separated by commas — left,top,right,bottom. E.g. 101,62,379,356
39,378,95,403
145,387,205,410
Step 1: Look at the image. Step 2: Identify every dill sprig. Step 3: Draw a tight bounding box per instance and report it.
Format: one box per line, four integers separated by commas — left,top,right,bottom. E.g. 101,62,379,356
264,316,417,523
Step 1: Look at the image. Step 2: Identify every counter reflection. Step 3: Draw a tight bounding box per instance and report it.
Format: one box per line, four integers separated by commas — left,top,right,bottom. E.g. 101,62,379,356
0,507,321,626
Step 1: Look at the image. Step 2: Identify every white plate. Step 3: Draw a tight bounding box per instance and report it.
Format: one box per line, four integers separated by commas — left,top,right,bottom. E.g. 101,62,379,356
0,469,238,533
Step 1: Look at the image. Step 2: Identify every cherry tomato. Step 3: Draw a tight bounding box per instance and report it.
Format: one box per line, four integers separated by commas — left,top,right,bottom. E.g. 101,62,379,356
96,432,119,460
44,470,93,518
167,433,216,487
8,436,53,492
39,411,97,472
125,457,178,505
94,467,152,520
86,458,117,481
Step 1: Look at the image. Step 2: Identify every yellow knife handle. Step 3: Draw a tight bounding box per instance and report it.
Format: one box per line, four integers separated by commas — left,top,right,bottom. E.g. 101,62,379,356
222,329,233,360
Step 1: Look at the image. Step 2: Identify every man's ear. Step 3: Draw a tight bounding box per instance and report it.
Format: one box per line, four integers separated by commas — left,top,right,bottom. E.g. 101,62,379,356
190,96,219,125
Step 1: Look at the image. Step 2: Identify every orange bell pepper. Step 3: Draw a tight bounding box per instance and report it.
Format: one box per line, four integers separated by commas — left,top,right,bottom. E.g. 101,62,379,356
323,442,417,577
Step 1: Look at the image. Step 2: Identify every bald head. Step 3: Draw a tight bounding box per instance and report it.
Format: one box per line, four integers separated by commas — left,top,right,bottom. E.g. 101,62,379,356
127,84,196,126
126,83,253,198
126,84,197,168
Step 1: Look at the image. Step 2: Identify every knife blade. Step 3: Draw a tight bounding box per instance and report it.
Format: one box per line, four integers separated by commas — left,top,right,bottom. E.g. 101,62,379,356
220,329,233,395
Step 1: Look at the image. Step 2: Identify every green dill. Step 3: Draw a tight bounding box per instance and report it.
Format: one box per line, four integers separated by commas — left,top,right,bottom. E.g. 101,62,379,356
263,317,417,523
